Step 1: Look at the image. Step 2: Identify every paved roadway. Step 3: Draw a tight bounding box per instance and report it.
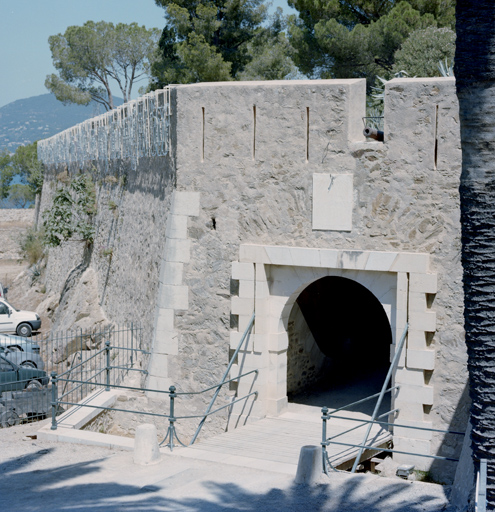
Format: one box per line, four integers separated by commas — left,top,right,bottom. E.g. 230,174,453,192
0,402,453,512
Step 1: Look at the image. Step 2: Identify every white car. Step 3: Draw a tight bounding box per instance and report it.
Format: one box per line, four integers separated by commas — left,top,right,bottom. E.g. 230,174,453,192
0,299,41,337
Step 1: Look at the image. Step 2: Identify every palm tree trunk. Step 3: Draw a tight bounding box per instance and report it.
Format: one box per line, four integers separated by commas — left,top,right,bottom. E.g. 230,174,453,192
455,1,495,507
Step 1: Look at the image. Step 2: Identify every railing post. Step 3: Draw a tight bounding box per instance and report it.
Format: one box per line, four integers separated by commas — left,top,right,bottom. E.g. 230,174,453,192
477,459,487,512
160,385,186,450
105,340,111,391
79,329,83,401
168,386,177,451
130,322,134,367
50,371,58,431
321,406,330,475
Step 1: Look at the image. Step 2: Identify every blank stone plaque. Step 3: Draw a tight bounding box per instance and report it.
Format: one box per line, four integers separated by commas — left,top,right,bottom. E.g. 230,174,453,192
312,173,353,231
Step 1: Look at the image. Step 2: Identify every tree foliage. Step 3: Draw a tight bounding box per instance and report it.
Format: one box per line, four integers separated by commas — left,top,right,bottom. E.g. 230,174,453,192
7,184,35,209
46,21,160,110
149,1,295,87
0,150,14,201
287,0,455,88
0,142,43,208
11,142,44,197
393,26,456,76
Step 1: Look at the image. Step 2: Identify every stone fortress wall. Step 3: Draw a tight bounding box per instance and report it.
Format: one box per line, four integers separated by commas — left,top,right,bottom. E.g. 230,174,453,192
38,77,467,481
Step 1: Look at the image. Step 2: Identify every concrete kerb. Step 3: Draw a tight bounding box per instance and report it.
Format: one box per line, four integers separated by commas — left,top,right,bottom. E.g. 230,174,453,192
36,390,295,472
36,390,302,475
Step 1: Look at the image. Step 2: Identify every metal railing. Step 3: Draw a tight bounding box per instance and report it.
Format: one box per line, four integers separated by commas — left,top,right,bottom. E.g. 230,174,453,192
49,314,258,448
349,323,408,473
190,312,255,445
38,88,172,170
321,323,465,474
0,324,143,427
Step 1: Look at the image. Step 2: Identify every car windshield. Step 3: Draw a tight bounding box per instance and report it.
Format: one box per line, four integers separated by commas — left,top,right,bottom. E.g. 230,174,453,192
1,299,19,312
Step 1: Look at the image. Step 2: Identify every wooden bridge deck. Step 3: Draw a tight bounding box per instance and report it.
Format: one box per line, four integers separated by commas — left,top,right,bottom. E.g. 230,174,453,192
174,403,391,475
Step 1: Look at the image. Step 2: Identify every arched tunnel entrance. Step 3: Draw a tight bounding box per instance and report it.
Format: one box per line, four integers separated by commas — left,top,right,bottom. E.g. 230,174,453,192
287,276,393,413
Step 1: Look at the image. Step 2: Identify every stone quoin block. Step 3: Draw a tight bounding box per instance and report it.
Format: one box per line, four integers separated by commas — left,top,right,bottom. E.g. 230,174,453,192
289,247,322,268
254,277,270,299
394,400,425,421
172,191,200,216
160,262,184,286
409,311,437,333
239,244,268,263
148,353,170,377
268,332,289,353
397,384,434,405
166,215,188,239
231,296,254,316
338,250,369,270
265,245,295,266
395,368,425,386
409,273,438,294
407,349,435,371
364,251,398,271
238,313,255,332
408,291,427,312
230,330,254,352
252,333,269,353
407,330,428,351
389,253,429,274
318,249,340,268
158,284,189,310
394,420,433,441
154,308,175,333
153,331,179,356
231,261,255,281
238,279,255,299
163,238,191,263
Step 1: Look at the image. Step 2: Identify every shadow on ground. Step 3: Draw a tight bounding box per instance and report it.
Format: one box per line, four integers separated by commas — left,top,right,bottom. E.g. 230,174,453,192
0,449,165,512
0,448,450,512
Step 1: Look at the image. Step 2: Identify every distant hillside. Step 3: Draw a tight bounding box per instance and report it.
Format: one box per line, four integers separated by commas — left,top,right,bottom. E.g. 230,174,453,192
0,94,123,152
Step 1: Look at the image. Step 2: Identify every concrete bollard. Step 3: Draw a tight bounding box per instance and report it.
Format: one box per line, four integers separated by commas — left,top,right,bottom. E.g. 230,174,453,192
133,424,161,465
295,445,323,485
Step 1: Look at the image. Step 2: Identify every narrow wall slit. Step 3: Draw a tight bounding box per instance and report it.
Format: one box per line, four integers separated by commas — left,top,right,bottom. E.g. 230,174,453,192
253,105,256,160
306,107,309,162
201,107,205,162
434,104,438,169
287,276,392,415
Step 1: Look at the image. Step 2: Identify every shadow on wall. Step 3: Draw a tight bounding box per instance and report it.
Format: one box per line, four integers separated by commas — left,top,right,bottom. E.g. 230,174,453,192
429,382,471,486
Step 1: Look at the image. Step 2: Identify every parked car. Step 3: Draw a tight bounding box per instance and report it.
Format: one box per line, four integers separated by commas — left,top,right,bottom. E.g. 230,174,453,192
0,334,44,370
0,298,41,337
0,354,49,394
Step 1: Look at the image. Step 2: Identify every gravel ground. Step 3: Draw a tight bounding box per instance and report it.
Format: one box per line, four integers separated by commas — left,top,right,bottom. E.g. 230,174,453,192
0,419,456,512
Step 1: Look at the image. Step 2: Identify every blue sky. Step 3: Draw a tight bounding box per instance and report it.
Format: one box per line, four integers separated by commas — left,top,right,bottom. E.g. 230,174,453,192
0,0,295,109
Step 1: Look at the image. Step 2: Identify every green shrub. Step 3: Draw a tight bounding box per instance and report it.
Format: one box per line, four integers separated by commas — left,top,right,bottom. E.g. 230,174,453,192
19,228,45,265
43,173,97,247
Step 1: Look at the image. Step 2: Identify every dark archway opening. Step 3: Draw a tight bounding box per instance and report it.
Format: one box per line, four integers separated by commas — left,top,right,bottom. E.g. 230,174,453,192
287,276,393,415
